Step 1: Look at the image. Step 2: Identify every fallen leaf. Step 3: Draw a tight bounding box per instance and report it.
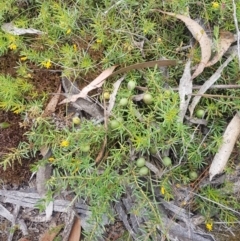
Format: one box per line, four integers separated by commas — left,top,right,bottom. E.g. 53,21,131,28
178,60,192,122
109,60,176,78
206,31,236,67
59,60,176,105
18,238,30,241
209,112,240,181
43,85,61,116
106,75,125,116
153,9,212,79
68,217,81,241
60,66,117,104
188,53,236,116
2,22,44,35
39,224,63,241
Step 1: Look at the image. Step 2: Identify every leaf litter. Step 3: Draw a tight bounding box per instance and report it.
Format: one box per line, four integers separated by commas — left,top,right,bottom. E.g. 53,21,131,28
153,9,212,79
209,112,240,181
188,51,237,116
1,22,45,35
206,31,236,67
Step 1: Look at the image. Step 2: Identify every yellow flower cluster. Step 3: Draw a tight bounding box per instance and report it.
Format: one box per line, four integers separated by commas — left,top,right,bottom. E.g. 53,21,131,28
42,59,52,69
60,140,69,147
20,56,27,61
205,221,213,231
48,157,55,162
212,2,220,9
9,43,17,50
161,186,165,195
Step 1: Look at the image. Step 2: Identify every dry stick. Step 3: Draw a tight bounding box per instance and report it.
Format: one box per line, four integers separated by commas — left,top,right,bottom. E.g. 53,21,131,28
172,84,240,91
188,93,240,99
95,98,108,164
232,0,240,68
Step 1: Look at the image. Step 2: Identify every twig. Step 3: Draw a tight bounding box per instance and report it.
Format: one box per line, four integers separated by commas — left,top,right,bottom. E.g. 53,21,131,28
104,0,125,15
232,0,240,68
188,93,240,99
190,191,240,216
172,84,240,91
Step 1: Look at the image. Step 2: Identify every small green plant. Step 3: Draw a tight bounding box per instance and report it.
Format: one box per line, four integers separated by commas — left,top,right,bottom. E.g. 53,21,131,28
0,75,35,113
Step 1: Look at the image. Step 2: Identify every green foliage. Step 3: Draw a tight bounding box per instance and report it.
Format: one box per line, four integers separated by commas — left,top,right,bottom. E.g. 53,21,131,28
0,0,240,239
0,75,34,113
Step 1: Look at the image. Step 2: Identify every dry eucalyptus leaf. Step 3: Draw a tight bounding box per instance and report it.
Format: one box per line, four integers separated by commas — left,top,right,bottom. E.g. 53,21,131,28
109,60,176,78
60,66,117,104
43,85,61,116
68,217,81,241
178,60,192,122
188,53,236,116
2,22,44,35
206,31,236,67
106,75,125,116
153,9,212,79
209,112,240,181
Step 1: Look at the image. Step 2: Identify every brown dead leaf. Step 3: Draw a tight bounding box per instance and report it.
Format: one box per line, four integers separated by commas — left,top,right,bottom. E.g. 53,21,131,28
43,85,61,116
109,60,176,78
60,66,117,104
153,9,212,79
39,224,63,241
206,31,236,67
18,238,30,241
68,217,81,241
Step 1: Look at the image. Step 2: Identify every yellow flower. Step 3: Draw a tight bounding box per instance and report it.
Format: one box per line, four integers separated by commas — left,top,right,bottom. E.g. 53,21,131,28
60,140,69,147
42,59,52,69
73,44,77,51
161,186,165,195
20,56,27,61
66,28,71,34
206,221,213,231
212,2,219,9
96,39,102,43
9,43,17,50
157,37,162,43
48,157,55,162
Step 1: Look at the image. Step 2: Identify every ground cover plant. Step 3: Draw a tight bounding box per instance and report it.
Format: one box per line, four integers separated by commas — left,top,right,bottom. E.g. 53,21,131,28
0,0,240,240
